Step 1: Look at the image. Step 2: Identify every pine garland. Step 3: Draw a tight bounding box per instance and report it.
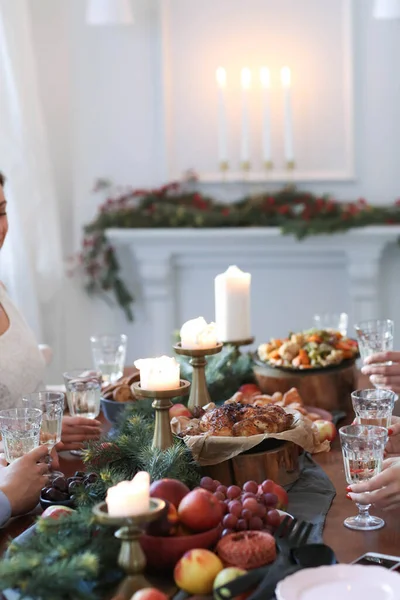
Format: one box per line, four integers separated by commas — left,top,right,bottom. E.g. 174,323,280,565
79,180,400,319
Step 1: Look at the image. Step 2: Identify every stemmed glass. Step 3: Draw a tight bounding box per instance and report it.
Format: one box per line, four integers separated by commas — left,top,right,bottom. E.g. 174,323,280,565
0,408,43,463
351,389,397,428
22,392,65,479
354,319,394,388
90,334,127,384
63,370,102,456
313,312,348,336
340,424,388,531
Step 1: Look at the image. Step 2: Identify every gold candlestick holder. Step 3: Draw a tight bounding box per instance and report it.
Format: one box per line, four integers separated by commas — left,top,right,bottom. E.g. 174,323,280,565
173,343,223,411
132,380,190,450
223,336,255,358
93,498,165,598
286,160,295,171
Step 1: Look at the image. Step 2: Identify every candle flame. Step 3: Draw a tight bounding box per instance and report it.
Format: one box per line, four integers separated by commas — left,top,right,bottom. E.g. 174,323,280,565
241,67,251,90
281,66,291,88
260,67,270,89
216,67,227,88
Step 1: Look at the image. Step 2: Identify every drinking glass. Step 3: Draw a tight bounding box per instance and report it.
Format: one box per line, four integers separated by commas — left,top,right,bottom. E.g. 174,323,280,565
313,312,348,336
351,389,397,428
340,424,388,531
90,334,127,384
0,408,43,464
354,320,394,389
22,392,65,479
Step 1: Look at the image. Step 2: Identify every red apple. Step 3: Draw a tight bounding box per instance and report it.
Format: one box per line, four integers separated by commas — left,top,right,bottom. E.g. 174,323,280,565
146,500,179,536
239,384,261,398
170,403,192,419
41,505,75,519
178,488,223,532
313,420,337,443
174,548,224,594
271,483,288,511
150,478,190,508
131,588,168,600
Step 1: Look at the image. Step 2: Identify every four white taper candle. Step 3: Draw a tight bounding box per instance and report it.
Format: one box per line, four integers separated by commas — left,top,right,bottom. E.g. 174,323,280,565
240,68,251,166
281,66,294,166
216,67,228,168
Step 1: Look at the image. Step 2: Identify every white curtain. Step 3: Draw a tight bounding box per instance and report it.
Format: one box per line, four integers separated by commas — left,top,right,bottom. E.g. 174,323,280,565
0,0,63,345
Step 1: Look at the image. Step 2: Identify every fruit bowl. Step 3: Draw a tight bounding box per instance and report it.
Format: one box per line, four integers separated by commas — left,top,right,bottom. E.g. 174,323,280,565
140,525,222,571
40,494,76,511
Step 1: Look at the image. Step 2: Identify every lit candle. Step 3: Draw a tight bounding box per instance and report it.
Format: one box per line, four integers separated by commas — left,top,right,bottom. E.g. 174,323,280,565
281,67,294,167
240,68,251,168
215,265,251,342
216,67,228,170
180,317,218,349
106,471,150,517
134,356,180,391
260,67,272,168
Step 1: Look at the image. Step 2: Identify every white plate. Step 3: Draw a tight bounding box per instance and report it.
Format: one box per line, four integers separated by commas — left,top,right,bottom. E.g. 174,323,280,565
276,564,400,600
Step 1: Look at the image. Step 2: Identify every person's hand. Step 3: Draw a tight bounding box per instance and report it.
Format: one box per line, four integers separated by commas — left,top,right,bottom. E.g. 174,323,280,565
0,445,50,516
56,416,102,452
361,352,400,394
383,416,400,454
347,458,400,511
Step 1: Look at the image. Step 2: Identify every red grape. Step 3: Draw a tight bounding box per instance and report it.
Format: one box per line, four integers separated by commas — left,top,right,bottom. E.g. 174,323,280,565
243,480,259,494
257,504,267,518
263,525,274,534
266,509,281,528
214,491,225,501
216,485,228,497
241,509,252,521
223,513,238,529
221,528,233,537
263,493,278,507
213,480,221,490
249,516,263,530
227,485,242,500
242,492,257,500
261,479,275,494
237,519,247,531
228,500,242,517
200,476,214,491
243,497,259,513
220,501,228,514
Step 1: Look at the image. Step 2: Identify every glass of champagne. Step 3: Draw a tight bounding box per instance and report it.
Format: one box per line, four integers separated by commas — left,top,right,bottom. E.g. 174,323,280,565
351,389,397,428
340,424,388,531
313,312,349,336
63,370,102,456
354,319,394,388
90,334,127,384
0,408,43,463
22,392,65,479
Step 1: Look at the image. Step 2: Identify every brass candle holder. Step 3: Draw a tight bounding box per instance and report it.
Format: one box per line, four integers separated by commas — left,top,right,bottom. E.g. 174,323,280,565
93,498,165,598
173,342,223,411
223,336,255,358
132,380,190,450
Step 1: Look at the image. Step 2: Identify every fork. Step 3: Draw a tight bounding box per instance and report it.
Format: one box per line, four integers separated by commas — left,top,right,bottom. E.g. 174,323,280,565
274,515,314,556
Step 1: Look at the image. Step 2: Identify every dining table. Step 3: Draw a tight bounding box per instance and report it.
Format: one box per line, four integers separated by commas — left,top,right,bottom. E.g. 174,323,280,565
1,373,400,597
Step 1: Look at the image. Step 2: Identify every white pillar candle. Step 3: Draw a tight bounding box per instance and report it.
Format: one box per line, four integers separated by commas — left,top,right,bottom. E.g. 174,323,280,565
134,356,180,391
281,67,294,165
180,317,217,349
240,68,251,166
216,67,228,168
260,67,272,166
106,471,150,517
215,265,251,342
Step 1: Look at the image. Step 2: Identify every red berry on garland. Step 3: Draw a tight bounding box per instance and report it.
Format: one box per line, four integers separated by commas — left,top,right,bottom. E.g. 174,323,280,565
395,198,400,207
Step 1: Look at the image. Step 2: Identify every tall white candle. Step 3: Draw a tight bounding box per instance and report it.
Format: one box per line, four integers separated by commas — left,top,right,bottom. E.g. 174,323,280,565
106,471,150,517
216,67,228,168
134,356,180,391
180,317,217,349
240,68,251,166
260,67,272,167
281,67,294,165
215,265,251,342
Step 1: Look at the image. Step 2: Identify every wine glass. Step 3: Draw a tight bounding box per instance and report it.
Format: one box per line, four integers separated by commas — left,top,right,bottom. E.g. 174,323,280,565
351,389,397,428
354,319,394,388
313,312,348,336
63,370,102,456
340,424,388,531
90,334,127,384
22,392,65,479
0,408,43,463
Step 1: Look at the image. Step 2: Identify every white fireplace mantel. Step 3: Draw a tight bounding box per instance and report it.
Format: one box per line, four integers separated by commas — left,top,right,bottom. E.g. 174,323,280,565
107,226,400,357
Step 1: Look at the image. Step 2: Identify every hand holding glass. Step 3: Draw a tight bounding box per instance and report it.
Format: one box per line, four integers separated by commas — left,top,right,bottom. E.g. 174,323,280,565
351,389,397,428
0,408,43,464
340,424,388,531
354,320,394,389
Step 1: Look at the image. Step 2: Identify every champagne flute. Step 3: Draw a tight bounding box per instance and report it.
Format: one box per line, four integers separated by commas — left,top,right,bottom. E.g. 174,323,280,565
351,389,397,428
340,424,388,531
0,408,43,463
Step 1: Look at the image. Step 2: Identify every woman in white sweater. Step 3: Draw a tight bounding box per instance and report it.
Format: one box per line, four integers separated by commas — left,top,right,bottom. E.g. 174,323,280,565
0,172,101,452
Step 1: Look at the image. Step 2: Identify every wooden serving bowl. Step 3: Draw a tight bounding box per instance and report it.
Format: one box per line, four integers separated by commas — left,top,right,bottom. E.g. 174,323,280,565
140,525,222,571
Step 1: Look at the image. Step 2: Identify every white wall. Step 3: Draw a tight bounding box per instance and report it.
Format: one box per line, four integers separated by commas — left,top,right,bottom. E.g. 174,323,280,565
26,0,400,377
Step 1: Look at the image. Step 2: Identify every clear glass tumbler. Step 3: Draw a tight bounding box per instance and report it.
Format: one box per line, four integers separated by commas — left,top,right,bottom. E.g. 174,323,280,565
0,408,43,464
340,424,388,531
90,334,127,384
313,312,348,336
351,389,397,428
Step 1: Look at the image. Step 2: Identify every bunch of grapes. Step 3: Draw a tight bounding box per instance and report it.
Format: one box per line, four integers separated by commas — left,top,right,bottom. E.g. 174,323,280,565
200,477,282,537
